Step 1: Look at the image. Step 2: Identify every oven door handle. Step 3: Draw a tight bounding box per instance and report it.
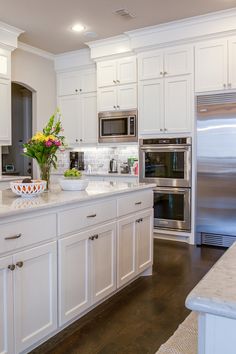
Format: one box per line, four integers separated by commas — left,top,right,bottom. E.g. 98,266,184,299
154,188,188,193
140,146,190,151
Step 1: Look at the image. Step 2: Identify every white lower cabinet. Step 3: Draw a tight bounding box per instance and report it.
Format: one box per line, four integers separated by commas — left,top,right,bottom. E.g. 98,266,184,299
0,256,13,354
117,209,153,288
14,242,57,353
58,221,116,326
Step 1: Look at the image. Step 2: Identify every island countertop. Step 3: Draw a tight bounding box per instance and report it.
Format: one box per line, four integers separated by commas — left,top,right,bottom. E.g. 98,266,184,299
0,181,156,219
186,242,236,319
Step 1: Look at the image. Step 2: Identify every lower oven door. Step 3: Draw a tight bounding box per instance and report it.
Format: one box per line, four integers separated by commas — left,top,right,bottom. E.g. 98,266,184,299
154,187,191,231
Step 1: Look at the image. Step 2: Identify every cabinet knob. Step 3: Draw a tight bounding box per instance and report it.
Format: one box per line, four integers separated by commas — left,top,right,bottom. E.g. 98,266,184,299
160,128,163,132
113,80,116,84
75,89,78,92
16,261,24,268
80,138,83,142
164,128,167,132
8,264,15,271
79,88,82,92
228,83,232,88
94,234,99,239
223,83,226,88
116,79,120,83
75,139,78,142
113,105,116,109
160,71,163,75
117,105,120,109
89,236,95,241
163,71,168,75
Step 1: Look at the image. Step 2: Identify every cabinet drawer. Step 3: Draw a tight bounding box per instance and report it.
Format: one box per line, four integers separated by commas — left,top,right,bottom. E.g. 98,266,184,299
117,190,153,217
0,213,57,255
58,199,116,236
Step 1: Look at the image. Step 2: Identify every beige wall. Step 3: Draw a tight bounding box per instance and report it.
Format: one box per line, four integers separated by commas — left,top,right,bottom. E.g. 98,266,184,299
11,49,56,132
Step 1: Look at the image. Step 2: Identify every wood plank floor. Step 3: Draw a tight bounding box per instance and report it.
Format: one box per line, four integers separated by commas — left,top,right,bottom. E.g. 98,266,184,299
31,239,225,354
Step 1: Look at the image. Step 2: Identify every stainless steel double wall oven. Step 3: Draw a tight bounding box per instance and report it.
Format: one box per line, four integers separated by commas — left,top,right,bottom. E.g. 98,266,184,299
139,137,192,231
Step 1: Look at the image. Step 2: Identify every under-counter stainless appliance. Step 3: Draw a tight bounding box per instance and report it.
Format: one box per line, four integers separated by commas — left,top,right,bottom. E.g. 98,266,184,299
197,93,236,247
139,137,191,187
98,110,137,143
153,187,191,230
139,137,192,231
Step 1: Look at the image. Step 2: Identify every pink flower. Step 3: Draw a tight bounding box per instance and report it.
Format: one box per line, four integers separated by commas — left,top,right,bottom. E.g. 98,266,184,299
54,140,61,146
45,140,52,147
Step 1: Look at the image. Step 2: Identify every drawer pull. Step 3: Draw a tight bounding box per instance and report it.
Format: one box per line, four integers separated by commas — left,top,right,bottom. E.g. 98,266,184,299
5,233,22,240
94,234,99,239
89,236,95,241
16,261,24,268
136,218,143,223
135,201,142,205
87,214,97,218
8,264,15,271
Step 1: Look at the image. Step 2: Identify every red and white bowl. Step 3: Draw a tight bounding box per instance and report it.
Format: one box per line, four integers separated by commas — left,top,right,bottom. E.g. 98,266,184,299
10,180,47,198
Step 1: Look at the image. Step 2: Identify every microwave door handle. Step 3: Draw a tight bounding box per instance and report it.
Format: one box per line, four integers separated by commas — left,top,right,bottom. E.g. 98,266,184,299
128,117,130,136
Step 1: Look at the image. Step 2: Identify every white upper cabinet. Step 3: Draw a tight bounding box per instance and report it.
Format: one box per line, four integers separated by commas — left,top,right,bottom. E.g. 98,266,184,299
98,84,137,112
139,79,164,135
164,75,192,133
59,95,81,144
97,86,117,111
228,36,236,89
195,39,227,92
0,79,11,145
81,92,97,144
0,49,11,80
138,50,164,80
138,45,192,80
58,68,96,96
97,56,137,88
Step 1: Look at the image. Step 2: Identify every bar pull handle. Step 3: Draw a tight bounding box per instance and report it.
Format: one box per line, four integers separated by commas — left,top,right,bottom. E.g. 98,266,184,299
87,214,97,218
5,233,22,240
135,201,142,205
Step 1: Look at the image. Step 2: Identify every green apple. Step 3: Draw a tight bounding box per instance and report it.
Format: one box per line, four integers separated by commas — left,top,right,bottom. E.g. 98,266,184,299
64,168,82,178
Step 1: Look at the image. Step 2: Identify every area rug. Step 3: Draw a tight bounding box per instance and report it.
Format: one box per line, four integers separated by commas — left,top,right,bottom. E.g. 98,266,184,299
156,312,198,354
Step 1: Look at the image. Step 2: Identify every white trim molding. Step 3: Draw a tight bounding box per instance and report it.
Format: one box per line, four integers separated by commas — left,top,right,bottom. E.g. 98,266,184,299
18,42,55,61
54,48,95,72
0,21,24,51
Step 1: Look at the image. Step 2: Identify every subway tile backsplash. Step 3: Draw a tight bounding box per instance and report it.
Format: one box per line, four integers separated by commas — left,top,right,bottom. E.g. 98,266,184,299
53,145,138,174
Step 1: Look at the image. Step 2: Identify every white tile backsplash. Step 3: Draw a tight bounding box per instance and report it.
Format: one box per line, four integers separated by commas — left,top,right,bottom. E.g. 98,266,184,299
53,145,138,174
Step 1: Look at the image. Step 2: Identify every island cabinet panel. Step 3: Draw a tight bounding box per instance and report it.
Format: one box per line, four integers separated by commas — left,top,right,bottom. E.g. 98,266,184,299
117,190,153,217
58,232,90,326
58,199,116,236
91,222,116,304
117,210,153,288
0,213,57,256
0,256,13,354
14,242,57,353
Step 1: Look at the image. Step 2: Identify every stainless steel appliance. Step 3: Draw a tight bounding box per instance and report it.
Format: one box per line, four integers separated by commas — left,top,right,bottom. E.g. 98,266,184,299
153,187,191,231
98,110,137,143
109,158,118,173
197,93,236,247
70,152,84,170
139,137,191,187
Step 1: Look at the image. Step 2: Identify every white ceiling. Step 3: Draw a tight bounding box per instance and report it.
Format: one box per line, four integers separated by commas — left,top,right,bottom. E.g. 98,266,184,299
1,0,236,54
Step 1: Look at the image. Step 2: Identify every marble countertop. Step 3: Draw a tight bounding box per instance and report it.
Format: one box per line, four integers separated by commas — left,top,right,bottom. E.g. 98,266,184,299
0,175,29,182
0,181,155,219
186,242,236,319
52,171,138,177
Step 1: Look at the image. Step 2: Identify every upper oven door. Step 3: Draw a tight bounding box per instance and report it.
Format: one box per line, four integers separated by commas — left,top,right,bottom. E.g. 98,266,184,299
139,145,191,187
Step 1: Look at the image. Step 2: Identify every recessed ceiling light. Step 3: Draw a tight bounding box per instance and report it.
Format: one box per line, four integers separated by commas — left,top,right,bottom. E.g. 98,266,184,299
72,24,85,32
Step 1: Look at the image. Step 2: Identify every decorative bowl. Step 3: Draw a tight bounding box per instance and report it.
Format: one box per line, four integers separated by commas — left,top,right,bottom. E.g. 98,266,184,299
59,178,89,191
10,180,47,198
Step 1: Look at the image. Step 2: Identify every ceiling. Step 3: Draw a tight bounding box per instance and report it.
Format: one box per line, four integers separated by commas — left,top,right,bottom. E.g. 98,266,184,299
1,0,236,54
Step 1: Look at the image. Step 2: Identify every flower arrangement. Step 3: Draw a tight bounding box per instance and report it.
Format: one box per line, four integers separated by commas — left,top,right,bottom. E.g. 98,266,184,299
23,108,65,189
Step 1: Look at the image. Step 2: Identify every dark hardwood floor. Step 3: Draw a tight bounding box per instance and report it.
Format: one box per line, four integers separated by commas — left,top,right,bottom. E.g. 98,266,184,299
31,239,225,354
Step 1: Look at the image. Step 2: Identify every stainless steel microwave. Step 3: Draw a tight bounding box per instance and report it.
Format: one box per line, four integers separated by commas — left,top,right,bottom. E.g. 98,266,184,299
98,110,138,143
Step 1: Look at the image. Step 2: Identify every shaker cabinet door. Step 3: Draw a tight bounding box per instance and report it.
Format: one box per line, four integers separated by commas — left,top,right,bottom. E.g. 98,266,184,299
0,79,11,145
58,95,81,144
97,60,117,88
117,57,137,85
97,86,117,111
136,210,153,274
164,45,193,77
117,84,137,110
81,92,97,144
138,50,164,80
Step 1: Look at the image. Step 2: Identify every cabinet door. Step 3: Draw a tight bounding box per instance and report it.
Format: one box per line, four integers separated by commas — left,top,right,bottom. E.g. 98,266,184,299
164,45,193,76
117,57,137,85
91,222,116,304
0,256,13,354
117,84,137,110
97,60,117,87
139,79,164,135
0,79,11,145
58,233,90,326
57,71,80,96
195,39,227,92
58,95,81,144
97,87,117,111
0,49,11,79
136,210,153,274
14,242,57,353
81,92,97,144
117,215,137,288
228,37,236,89
138,50,164,80
80,68,97,93
164,75,192,133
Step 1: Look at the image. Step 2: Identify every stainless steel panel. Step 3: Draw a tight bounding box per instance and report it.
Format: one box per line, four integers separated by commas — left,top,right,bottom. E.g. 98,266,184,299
197,94,236,240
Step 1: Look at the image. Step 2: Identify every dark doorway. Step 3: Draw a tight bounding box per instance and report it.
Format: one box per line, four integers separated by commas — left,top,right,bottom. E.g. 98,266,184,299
2,82,33,177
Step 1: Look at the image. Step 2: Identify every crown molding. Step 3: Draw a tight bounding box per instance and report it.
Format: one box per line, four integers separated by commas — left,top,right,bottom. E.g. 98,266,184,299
17,41,55,60
0,21,24,50
86,34,132,59
54,48,95,71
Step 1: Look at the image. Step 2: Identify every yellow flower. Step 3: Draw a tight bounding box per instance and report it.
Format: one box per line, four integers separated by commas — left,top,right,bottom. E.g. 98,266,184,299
45,135,56,141
32,132,46,142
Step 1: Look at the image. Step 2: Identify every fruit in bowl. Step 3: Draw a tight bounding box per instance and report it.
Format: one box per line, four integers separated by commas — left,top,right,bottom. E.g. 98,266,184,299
63,168,82,179
10,179,47,198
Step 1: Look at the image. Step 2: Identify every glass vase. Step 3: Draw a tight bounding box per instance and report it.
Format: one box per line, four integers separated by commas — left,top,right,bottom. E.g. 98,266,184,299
38,162,51,190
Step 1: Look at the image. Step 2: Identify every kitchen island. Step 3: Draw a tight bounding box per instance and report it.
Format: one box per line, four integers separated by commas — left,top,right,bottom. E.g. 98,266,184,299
0,181,155,354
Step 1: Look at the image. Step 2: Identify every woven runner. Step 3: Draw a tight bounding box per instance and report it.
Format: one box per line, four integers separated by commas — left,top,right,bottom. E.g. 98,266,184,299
156,312,198,354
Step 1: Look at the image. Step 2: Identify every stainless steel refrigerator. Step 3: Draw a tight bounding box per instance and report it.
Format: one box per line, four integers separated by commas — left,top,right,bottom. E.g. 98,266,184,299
196,93,236,247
